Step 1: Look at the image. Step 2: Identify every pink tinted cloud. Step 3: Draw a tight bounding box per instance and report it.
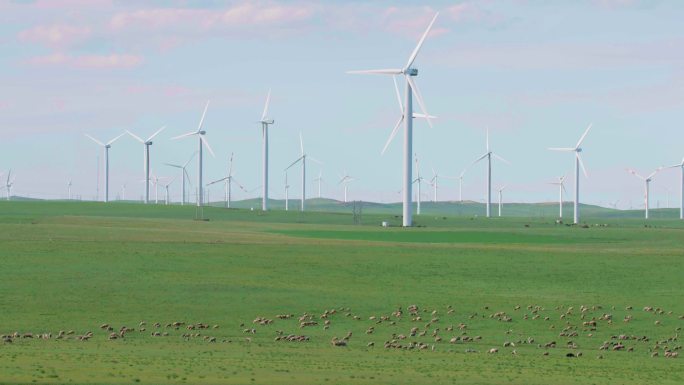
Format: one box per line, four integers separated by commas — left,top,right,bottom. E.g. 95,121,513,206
27,53,142,69
19,24,91,48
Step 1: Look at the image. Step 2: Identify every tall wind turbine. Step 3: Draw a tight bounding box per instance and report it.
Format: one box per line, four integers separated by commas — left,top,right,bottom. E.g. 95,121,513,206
284,133,322,212
666,158,684,219
429,168,456,202
348,12,439,227
207,153,246,208
164,152,197,206
67,180,72,200
458,169,467,202
171,101,214,207
470,128,510,218
548,176,567,219
549,123,592,224
258,90,275,211
497,185,506,217
627,167,662,220
339,172,354,203
84,132,125,203
126,126,166,204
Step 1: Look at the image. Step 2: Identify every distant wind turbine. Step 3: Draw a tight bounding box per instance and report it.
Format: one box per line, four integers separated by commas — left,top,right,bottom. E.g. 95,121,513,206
348,12,440,226
284,172,290,211
549,123,592,224
429,168,456,202
338,172,354,203
126,126,166,204
627,167,662,220
4,170,15,201
284,133,322,212
470,128,510,218
413,154,425,215
67,180,72,200
666,158,684,220
497,185,506,217
171,101,215,207
162,178,175,205
207,153,247,208
164,151,197,206
313,170,323,199
548,175,567,219
84,132,125,203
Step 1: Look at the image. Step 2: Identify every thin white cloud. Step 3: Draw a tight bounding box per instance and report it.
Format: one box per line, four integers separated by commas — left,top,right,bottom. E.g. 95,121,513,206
26,53,143,69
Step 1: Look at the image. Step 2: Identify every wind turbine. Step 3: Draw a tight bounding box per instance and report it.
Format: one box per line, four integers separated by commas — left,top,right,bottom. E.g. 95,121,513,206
126,126,166,204
207,153,247,208
429,168,456,202
121,184,126,201
67,180,72,200
162,178,175,205
258,90,274,211
164,152,197,206
171,101,215,207
348,12,439,227
413,154,425,215
4,170,15,201
145,174,166,204
627,167,662,220
84,132,125,202
549,123,592,224
497,185,506,217
284,132,322,212
666,158,684,219
313,170,323,199
284,172,290,211
548,176,567,219
470,128,510,218
458,169,467,202
338,172,354,203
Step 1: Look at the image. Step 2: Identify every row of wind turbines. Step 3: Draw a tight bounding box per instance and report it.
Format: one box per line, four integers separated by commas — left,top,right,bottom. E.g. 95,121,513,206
64,12,684,225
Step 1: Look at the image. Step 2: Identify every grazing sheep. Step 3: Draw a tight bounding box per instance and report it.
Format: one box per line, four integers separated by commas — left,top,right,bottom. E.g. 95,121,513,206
488,348,498,354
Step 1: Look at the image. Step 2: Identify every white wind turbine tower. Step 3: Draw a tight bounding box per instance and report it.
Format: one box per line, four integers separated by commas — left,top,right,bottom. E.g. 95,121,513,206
284,133,322,212
162,178,175,205
470,128,510,218
429,168,456,202
126,126,166,204
413,154,425,215
121,184,126,201
171,101,215,207
313,170,323,199
548,176,567,219
165,152,196,206
4,170,15,200
67,180,72,200
666,158,684,219
84,132,125,203
258,90,275,211
627,167,662,220
207,153,247,208
145,174,166,204
497,185,506,217
458,169,467,202
549,123,592,224
338,172,354,203
348,12,439,227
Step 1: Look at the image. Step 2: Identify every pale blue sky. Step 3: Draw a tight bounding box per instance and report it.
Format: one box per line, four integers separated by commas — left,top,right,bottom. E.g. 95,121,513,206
0,0,682,207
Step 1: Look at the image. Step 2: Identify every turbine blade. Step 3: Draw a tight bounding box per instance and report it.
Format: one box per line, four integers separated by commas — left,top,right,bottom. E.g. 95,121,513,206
405,76,432,128
486,127,490,153
146,125,167,142
299,132,304,155
548,147,575,151
261,89,271,121
285,156,304,171
184,151,197,167
196,100,210,133
576,122,592,148
171,131,198,140
381,115,404,155
200,135,215,157
393,76,403,113
208,177,229,186
493,153,511,165
84,134,105,146
164,163,182,168
228,152,234,177
308,156,324,165
473,152,489,164
577,153,588,178
126,130,145,143
107,132,126,145
347,69,403,75
626,168,644,180
413,113,438,119
406,12,439,69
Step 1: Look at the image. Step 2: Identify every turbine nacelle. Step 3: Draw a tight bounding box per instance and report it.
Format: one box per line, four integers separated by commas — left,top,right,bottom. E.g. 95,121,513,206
404,68,418,76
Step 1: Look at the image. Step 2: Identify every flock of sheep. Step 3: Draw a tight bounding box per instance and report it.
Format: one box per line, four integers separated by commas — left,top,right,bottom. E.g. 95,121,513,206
2,303,681,360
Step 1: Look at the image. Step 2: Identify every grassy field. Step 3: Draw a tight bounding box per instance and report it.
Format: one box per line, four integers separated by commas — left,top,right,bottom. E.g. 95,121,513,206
0,201,682,384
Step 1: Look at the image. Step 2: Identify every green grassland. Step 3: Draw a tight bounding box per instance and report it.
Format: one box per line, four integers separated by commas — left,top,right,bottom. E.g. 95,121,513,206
0,201,682,384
